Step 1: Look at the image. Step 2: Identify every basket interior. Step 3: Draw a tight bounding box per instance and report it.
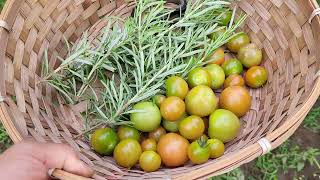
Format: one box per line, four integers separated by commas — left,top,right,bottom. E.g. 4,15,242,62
1,0,320,179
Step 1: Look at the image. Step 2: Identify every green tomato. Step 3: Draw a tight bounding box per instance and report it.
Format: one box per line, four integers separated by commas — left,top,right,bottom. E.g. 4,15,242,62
185,85,218,117
162,113,186,132
188,141,210,164
114,139,142,168
222,58,243,76
207,139,225,158
153,95,166,107
205,64,225,89
139,151,161,172
91,128,119,155
117,125,140,141
227,32,250,52
166,76,189,100
130,102,161,132
210,27,226,40
187,67,211,88
237,43,262,68
218,11,232,26
208,109,240,143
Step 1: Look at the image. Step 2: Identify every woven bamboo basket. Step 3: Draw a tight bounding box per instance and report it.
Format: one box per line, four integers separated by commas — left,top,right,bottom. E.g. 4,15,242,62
1,0,320,179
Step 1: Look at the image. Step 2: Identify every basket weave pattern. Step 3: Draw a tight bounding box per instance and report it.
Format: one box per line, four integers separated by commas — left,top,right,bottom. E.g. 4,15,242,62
0,0,320,179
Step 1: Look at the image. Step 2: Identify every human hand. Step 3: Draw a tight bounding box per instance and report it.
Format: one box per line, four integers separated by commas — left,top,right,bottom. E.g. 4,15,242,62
0,141,93,180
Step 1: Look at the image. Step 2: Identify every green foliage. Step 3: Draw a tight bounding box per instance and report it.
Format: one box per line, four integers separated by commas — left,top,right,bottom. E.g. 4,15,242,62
0,123,12,153
303,106,320,133
254,141,320,180
211,168,245,180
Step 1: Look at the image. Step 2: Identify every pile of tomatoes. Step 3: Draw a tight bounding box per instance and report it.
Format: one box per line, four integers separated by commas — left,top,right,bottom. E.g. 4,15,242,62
90,32,268,172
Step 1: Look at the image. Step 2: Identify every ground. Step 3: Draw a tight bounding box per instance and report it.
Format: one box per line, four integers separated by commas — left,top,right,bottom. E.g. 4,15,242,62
0,1,319,179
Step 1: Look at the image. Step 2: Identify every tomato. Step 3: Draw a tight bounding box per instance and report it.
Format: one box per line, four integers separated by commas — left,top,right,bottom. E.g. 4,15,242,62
209,27,227,40
207,139,225,158
220,86,251,117
162,113,186,132
130,102,161,132
187,67,211,88
153,95,166,107
210,27,226,40
149,126,166,142
114,139,142,168
141,138,157,152
245,66,268,88
188,140,210,164
185,85,218,117
157,133,189,167
91,128,119,155
206,48,225,65
160,97,185,121
238,43,262,68
208,109,240,143
139,151,161,172
224,74,245,88
117,125,140,141
204,64,225,89
222,58,243,76
227,32,250,52
179,115,205,140
166,76,189,100
218,10,232,26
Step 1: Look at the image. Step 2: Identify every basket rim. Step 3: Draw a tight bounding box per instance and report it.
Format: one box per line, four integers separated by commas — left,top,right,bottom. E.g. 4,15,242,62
0,0,319,179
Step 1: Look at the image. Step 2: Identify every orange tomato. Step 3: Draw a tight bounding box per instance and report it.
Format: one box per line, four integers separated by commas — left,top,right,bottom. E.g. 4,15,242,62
157,133,189,167
224,74,245,88
160,97,186,121
219,86,251,117
207,48,225,65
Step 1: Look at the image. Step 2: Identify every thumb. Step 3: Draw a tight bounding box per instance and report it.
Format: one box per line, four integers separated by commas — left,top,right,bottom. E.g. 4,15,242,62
30,142,94,177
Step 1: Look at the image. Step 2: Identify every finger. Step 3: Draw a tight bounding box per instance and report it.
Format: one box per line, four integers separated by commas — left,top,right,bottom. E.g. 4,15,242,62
29,142,94,177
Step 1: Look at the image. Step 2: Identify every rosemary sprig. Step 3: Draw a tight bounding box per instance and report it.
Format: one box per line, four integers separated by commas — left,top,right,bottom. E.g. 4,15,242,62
42,0,246,136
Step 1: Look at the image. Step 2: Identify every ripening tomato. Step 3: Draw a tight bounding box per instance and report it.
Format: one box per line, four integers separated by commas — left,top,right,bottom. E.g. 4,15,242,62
187,67,211,88
157,133,189,167
141,138,157,151
227,32,250,52
130,102,161,132
162,113,186,132
114,139,142,168
153,95,166,107
223,74,245,88
222,58,243,76
185,85,218,117
205,64,225,89
117,125,140,141
188,140,210,164
139,151,161,172
219,10,232,26
208,109,240,143
238,43,262,68
245,66,268,88
91,128,119,155
220,86,252,117
166,76,189,99
206,48,225,65
179,115,205,140
149,126,166,142
207,139,225,158
160,97,186,121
